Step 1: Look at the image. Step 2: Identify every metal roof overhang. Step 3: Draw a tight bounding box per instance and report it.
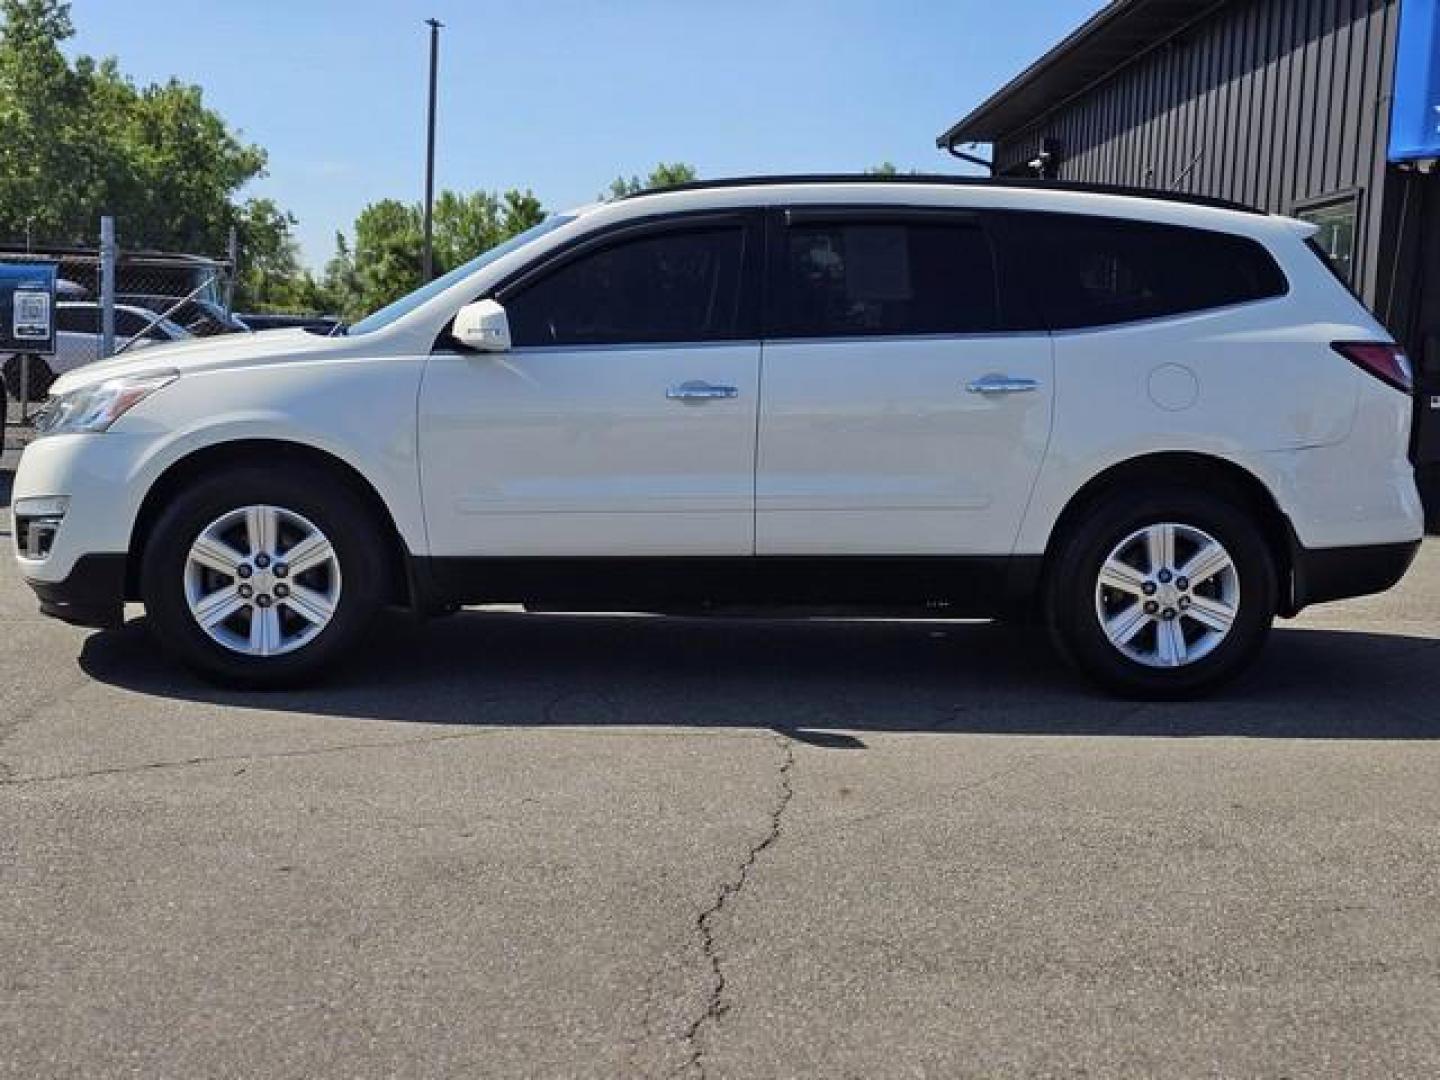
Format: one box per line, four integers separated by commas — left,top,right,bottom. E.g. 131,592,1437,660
936,0,1221,149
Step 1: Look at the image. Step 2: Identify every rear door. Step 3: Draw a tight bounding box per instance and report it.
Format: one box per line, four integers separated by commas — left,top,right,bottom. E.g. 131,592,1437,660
755,207,1054,554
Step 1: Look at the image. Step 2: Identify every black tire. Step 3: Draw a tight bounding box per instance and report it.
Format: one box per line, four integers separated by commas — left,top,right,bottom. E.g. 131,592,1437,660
140,465,388,688
2,354,56,402
1045,487,1277,699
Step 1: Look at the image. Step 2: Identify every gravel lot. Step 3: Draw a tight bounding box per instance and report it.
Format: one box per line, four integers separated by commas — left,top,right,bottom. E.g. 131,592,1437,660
4,429,1440,1078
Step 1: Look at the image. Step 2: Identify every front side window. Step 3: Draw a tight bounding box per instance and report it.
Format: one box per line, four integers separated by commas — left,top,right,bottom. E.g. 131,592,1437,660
775,220,1001,337
1004,213,1288,330
507,227,747,347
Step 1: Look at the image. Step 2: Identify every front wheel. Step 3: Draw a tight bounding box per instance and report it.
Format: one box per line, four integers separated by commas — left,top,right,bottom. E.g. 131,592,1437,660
140,466,387,687
1046,489,1277,699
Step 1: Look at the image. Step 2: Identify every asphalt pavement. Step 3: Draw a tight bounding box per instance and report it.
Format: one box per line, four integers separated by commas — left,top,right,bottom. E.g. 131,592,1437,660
3,433,1439,1078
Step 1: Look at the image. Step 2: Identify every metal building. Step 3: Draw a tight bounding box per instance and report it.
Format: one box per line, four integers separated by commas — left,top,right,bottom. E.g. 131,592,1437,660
938,0,1440,508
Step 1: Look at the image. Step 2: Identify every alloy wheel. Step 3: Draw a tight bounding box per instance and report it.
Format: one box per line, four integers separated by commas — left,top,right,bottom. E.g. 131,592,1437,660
1093,522,1240,669
183,504,342,657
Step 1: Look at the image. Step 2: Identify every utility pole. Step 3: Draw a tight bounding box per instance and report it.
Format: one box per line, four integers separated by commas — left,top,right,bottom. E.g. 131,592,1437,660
225,225,238,315
422,17,443,283
99,216,116,359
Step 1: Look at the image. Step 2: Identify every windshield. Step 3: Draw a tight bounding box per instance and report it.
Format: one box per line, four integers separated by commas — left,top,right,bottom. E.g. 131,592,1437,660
346,214,577,336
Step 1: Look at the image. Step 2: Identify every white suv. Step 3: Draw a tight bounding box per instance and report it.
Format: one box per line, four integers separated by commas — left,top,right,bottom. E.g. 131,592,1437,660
10,177,1423,697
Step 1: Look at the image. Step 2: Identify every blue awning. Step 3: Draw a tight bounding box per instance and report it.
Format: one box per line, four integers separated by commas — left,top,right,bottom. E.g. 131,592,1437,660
1391,0,1440,162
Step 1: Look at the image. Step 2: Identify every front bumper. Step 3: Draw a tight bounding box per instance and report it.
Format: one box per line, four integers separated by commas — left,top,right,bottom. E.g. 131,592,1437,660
11,432,153,583
24,554,127,628
12,432,152,628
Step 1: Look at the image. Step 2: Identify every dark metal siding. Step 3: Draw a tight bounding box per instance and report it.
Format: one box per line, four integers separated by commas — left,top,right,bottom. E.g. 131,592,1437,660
992,0,1402,309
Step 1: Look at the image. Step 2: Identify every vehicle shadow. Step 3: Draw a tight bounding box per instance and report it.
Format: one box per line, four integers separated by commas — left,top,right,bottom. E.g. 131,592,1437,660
76,609,1440,742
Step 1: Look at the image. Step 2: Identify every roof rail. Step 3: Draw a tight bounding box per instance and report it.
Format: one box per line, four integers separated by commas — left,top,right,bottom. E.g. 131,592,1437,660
623,173,1265,216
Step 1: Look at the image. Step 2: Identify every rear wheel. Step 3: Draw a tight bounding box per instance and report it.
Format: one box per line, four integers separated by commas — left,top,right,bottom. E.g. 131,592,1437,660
140,466,387,687
1046,488,1277,698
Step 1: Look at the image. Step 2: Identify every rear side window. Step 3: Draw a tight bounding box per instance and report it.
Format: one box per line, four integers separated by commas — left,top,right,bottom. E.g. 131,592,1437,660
507,226,747,346
1002,213,1288,329
774,219,1001,337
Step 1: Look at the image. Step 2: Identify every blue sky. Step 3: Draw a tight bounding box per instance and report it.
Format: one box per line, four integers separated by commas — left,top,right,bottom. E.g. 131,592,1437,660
66,0,1103,268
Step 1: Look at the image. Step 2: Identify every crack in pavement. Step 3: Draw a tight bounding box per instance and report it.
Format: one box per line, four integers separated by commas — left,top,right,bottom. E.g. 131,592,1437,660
678,734,796,1079
0,723,786,789
0,728,507,787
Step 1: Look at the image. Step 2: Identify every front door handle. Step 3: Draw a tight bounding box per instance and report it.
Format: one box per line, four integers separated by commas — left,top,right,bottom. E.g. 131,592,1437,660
667,381,739,401
966,375,1041,395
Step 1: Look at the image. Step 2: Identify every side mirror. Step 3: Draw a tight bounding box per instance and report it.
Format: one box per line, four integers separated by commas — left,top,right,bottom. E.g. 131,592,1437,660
451,299,511,352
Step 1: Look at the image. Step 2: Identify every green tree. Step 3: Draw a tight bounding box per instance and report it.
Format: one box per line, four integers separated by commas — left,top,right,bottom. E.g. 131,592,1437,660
231,197,307,312
328,187,547,320
103,76,267,252
865,162,928,177
0,0,286,269
431,188,545,273
347,198,423,318
0,0,96,242
606,162,698,200
321,232,361,316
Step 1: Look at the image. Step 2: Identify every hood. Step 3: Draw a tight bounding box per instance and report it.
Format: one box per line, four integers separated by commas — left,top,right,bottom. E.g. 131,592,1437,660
48,328,342,396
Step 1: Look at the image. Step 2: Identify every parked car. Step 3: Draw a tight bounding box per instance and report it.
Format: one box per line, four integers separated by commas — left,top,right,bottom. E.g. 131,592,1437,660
119,295,248,337
10,176,1423,696
237,312,341,335
1,301,191,399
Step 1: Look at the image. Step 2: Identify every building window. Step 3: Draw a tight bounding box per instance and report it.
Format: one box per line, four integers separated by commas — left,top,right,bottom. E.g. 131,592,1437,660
1296,192,1360,284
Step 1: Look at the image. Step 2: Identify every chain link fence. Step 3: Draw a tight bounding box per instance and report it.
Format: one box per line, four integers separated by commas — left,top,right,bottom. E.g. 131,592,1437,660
1,218,237,449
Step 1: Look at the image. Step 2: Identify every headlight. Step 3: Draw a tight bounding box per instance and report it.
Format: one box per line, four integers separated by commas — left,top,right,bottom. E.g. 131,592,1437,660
32,371,179,437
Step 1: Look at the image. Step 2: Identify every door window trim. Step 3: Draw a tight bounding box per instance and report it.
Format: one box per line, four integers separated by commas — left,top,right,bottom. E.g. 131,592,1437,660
483,210,764,349
431,210,767,353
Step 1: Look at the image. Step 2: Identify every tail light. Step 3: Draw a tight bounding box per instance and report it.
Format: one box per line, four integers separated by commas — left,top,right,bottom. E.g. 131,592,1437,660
1331,341,1413,394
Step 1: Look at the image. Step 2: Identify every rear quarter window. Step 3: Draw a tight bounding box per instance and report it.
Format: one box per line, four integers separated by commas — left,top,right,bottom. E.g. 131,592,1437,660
1000,213,1288,330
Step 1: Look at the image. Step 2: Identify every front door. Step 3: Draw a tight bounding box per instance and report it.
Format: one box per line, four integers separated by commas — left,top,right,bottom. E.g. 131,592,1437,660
756,208,1054,555
419,214,762,557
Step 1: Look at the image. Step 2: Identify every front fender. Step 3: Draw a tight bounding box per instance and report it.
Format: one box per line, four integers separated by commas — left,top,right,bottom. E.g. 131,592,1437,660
113,356,427,555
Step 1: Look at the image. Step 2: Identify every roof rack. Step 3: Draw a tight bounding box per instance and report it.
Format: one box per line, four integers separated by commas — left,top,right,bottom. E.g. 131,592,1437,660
624,173,1265,216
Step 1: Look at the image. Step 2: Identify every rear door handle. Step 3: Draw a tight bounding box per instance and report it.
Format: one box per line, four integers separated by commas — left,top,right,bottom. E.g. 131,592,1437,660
966,375,1041,395
667,381,739,401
